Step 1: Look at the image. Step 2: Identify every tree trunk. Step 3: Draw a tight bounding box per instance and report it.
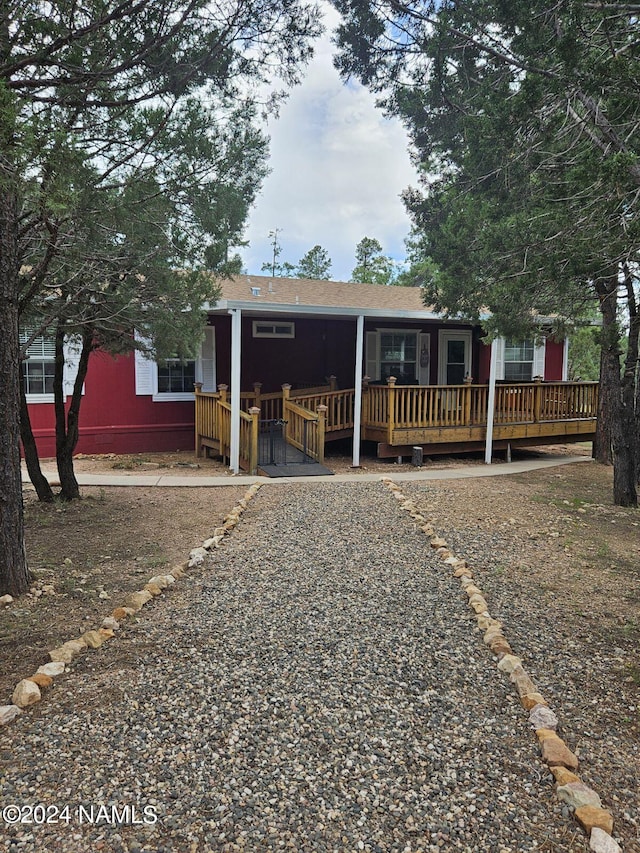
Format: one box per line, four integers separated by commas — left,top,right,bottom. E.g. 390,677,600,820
592,342,613,464
19,380,55,502
0,177,31,595
597,276,637,507
622,264,640,484
55,326,92,500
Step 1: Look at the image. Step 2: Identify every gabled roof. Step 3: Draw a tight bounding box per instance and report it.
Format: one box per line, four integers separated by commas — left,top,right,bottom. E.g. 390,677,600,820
207,274,442,320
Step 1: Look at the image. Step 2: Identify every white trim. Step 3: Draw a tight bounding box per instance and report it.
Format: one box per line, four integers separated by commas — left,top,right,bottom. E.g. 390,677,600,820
21,330,83,403
367,328,421,383
418,333,431,385
438,330,472,385
562,337,569,381
352,315,365,468
252,320,295,338
211,300,444,321
485,340,499,465
152,390,195,402
499,338,546,381
25,393,55,405
229,308,242,474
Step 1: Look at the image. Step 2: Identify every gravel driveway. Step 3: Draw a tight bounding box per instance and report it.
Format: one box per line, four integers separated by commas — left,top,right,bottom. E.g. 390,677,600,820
2,481,599,852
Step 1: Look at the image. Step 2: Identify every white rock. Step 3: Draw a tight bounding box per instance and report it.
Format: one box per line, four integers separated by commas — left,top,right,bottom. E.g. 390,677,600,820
0,705,22,725
189,547,208,560
188,554,205,567
148,575,170,589
0,594,14,606
497,655,523,674
202,538,216,550
101,617,120,631
529,704,559,730
590,828,622,853
37,662,65,677
12,679,41,708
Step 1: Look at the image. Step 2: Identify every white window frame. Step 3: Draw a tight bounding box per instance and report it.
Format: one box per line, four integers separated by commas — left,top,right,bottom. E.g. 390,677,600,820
438,330,472,385
495,337,546,382
252,320,295,339
135,327,216,401
20,329,82,404
366,328,420,383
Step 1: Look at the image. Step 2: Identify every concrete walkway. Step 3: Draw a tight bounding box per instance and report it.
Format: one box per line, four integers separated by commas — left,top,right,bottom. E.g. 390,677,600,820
22,454,592,488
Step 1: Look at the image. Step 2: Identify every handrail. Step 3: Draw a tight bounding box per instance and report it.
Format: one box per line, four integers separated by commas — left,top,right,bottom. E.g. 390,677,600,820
288,388,355,432
283,398,327,463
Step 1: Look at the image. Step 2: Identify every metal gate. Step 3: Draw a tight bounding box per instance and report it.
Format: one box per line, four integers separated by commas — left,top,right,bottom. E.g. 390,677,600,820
258,419,289,466
258,418,315,466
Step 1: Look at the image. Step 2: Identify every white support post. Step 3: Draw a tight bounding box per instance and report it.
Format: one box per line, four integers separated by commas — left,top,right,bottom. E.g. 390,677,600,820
352,315,365,468
484,338,498,465
229,308,242,474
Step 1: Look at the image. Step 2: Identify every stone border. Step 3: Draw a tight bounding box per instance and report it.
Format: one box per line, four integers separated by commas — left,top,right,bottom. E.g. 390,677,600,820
382,477,622,853
0,483,262,728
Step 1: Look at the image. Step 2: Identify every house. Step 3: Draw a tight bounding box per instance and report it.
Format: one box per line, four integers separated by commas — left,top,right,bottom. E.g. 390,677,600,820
23,275,597,469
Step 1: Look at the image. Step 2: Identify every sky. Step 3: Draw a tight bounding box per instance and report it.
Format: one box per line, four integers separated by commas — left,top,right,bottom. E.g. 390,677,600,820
241,5,420,283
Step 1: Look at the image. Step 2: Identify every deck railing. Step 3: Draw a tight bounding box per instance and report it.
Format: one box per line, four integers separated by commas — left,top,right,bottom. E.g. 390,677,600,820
195,386,260,473
373,378,598,432
196,379,598,470
283,389,327,463
288,387,355,432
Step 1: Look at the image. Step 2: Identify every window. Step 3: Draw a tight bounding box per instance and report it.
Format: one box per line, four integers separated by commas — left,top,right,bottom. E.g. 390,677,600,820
157,358,196,393
379,331,417,382
252,320,295,339
21,330,56,400
367,329,429,384
21,333,56,395
504,339,535,381
134,327,216,401
19,328,82,403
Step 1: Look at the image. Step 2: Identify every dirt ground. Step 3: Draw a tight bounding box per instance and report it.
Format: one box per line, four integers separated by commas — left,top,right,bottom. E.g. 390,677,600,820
3,444,639,718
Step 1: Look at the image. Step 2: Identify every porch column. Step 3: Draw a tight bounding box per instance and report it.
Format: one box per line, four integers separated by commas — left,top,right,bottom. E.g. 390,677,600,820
484,338,498,465
352,314,365,468
229,307,242,474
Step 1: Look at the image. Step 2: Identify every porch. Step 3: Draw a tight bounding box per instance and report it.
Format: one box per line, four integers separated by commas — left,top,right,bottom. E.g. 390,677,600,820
195,378,598,475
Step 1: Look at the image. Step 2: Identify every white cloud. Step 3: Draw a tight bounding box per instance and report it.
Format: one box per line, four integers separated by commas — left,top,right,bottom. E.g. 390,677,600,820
241,6,419,282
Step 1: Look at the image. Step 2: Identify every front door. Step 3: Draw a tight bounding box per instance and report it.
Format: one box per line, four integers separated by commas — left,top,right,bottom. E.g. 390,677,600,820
438,330,472,385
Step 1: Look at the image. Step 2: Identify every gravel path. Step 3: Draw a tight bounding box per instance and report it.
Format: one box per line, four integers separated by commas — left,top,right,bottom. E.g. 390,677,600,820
2,482,596,852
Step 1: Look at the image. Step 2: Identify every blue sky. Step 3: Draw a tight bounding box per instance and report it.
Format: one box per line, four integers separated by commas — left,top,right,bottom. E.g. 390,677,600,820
241,5,419,282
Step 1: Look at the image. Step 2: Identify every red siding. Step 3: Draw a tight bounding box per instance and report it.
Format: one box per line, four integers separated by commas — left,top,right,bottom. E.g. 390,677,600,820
26,350,194,458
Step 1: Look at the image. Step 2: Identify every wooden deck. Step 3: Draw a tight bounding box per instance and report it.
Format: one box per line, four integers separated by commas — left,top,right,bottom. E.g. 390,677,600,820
195,379,598,472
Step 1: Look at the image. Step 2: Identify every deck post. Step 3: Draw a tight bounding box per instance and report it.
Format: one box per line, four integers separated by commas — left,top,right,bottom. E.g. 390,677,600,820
229,307,242,474
533,377,543,423
463,374,473,425
317,405,328,465
253,381,262,410
352,314,365,468
387,376,397,447
194,382,203,458
282,384,291,441
484,342,498,464
361,376,370,427
328,375,338,392
248,407,260,475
